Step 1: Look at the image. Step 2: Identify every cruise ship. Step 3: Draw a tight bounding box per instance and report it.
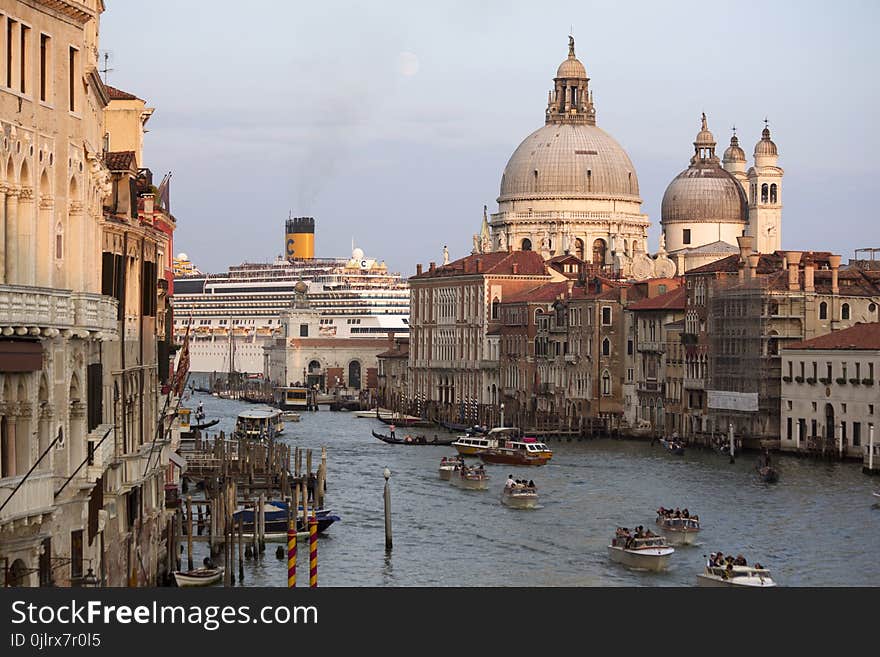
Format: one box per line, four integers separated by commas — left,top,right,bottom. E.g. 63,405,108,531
172,218,409,381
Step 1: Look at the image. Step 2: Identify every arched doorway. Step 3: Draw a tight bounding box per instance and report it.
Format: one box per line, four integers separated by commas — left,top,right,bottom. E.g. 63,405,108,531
521,238,532,251
7,558,29,587
825,404,834,443
348,361,362,390
592,238,607,265
307,360,324,391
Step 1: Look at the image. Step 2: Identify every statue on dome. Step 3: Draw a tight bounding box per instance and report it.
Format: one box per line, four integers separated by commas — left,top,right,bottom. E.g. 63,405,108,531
497,231,507,252
658,232,667,253
443,245,449,265
472,234,481,255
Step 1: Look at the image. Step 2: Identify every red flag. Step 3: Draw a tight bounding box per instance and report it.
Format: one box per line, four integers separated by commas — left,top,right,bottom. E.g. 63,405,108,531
172,324,191,396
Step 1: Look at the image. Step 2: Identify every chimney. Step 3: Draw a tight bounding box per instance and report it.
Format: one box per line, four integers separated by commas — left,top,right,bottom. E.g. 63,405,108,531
507,244,513,253
619,286,627,305
416,263,423,275
828,254,841,294
463,259,470,273
476,259,483,273
747,253,761,280
804,260,815,293
511,262,518,274
429,261,436,273
141,193,154,223
566,280,574,296
736,235,754,263
786,251,802,291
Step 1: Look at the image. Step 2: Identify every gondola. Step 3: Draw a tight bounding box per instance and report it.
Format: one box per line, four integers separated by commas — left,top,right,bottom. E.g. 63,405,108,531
377,416,436,429
756,450,779,483
191,418,220,431
371,429,456,446
659,437,685,455
439,420,487,434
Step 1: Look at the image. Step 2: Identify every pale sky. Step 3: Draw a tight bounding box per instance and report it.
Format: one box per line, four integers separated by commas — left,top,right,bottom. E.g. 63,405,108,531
100,0,880,275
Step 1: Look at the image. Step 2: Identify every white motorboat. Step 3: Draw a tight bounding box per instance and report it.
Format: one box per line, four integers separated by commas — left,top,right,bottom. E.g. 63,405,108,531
173,567,223,587
696,562,776,587
439,456,463,481
607,533,674,572
280,410,301,422
450,465,489,490
655,514,701,545
500,483,538,509
235,406,284,440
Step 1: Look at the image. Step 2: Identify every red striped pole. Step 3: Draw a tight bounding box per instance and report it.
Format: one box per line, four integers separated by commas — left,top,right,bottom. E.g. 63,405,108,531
309,515,318,587
287,520,297,587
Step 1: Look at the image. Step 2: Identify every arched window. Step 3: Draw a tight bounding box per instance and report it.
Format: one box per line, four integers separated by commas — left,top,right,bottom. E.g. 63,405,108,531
601,370,611,396
348,361,362,390
819,301,828,320
574,238,584,260
841,303,850,320
592,238,607,265
770,183,778,203
491,297,500,320
602,337,610,356
521,238,532,251
761,183,769,203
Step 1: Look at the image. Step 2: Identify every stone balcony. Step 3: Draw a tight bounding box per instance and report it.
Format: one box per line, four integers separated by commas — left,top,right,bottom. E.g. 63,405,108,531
637,340,666,353
0,285,118,340
0,471,55,527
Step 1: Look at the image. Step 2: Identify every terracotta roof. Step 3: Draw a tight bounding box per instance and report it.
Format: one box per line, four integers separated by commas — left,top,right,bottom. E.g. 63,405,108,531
685,251,836,276
504,281,572,304
627,286,687,311
104,150,136,171
106,85,140,101
411,250,547,279
785,322,880,351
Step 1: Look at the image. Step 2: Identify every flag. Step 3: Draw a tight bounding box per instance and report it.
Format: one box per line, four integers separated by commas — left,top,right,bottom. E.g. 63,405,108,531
172,324,191,396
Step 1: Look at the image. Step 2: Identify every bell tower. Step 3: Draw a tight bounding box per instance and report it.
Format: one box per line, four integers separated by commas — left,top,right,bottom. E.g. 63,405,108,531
746,121,783,253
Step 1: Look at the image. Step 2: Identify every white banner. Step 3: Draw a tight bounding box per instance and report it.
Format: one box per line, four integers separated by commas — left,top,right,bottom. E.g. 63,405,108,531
707,390,759,412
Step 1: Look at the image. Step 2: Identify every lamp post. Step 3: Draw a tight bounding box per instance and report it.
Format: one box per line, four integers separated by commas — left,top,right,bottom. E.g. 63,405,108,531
500,403,505,428
383,467,392,551
728,423,735,464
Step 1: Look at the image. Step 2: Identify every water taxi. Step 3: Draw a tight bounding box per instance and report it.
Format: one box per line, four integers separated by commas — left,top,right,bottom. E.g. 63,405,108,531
500,481,538,509
479,437,553,466
275,386,312,411
655,513,701,545
608,531,674,572
439,455,464,480
234,406,284,440
451,427,518,456
450,464,490,490
696,560,776,587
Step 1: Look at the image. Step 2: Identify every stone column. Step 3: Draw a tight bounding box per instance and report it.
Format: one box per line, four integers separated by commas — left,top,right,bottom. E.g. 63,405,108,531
5,408,16,478
68,201,84,291
5,187,19,284
18,187,35,286
0,185,6,284
37,196,54,287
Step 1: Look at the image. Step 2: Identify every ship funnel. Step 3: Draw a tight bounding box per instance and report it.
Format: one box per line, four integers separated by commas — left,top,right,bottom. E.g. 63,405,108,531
285,217,315,260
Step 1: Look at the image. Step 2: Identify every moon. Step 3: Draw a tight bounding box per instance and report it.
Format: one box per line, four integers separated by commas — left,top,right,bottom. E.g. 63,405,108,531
398,51,420,77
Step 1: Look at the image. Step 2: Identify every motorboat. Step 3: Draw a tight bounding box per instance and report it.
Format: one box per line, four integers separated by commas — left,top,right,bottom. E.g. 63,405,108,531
234,406,284,440
439,456,464,480
371,429,456,445
655,513,701,546
696,560,776,587
450,464,490,490
440,420,488,434
500,481,538,509
451,427,518,456
607,531,674,572
280,410,301,422
173,567,223,587
233,502,340,540
478,437,553,466
354,407,396,419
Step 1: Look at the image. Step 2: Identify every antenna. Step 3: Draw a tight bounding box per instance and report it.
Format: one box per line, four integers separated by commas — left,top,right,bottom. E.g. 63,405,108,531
99,51,114,84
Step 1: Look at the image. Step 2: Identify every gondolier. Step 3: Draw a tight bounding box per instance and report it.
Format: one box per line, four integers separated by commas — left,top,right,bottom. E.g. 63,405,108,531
390,423,396,439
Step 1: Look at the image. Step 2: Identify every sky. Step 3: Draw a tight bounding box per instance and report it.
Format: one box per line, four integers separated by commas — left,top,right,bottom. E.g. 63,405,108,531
100,0,880,276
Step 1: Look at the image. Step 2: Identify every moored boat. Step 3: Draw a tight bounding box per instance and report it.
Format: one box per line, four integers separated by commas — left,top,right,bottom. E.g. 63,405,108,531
280,410,301,422
233,502,340,539
696,558,776,587
478,437,553,466
500,480,538,509
659,438,685,455
371,429,456,445
173,567,224,587
607,529,674,572
450,464,490,490
655,510,701,546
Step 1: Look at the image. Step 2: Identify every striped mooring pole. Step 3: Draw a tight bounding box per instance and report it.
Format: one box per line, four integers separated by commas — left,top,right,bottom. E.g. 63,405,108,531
287,520,297,588
308,515,318,587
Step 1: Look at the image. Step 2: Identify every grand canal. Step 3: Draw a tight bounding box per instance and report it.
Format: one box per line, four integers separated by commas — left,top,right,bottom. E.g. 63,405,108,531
185,392,879,587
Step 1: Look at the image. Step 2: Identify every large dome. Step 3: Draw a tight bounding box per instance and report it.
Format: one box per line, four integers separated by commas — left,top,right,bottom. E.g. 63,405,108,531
498,123,641,202
661,166,747,225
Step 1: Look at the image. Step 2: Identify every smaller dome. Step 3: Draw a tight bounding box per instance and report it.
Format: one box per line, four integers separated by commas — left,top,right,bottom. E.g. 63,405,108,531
755,125,777,156
694,112,715,147
177,252,188,260
723,134,746,163
352,247,365,261
557,57,586,79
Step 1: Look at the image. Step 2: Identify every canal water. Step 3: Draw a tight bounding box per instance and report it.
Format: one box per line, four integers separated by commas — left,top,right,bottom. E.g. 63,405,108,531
183,391,879,587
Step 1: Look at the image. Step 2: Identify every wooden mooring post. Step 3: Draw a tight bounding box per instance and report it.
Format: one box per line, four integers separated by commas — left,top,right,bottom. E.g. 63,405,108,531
186,495,194,571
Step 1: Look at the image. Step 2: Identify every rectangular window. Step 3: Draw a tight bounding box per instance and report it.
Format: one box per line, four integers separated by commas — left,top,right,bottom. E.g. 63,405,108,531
19,23,28,93
826,362,832,379
6,18,15,88
299,323,309,337
68,45,77,112
841,422,847,444
39,33,49,102
853,422,861,447
70,529,83,582
786,417,792,440
682,229,691,245
601,307,612,326
811,419,817,437
86,362,103,432
627,339,633,355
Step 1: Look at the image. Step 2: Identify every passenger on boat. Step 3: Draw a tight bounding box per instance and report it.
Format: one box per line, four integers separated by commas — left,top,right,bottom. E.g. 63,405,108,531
505,475,516,489
734,554,747,566
528,479,535,489
682,508,690,518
